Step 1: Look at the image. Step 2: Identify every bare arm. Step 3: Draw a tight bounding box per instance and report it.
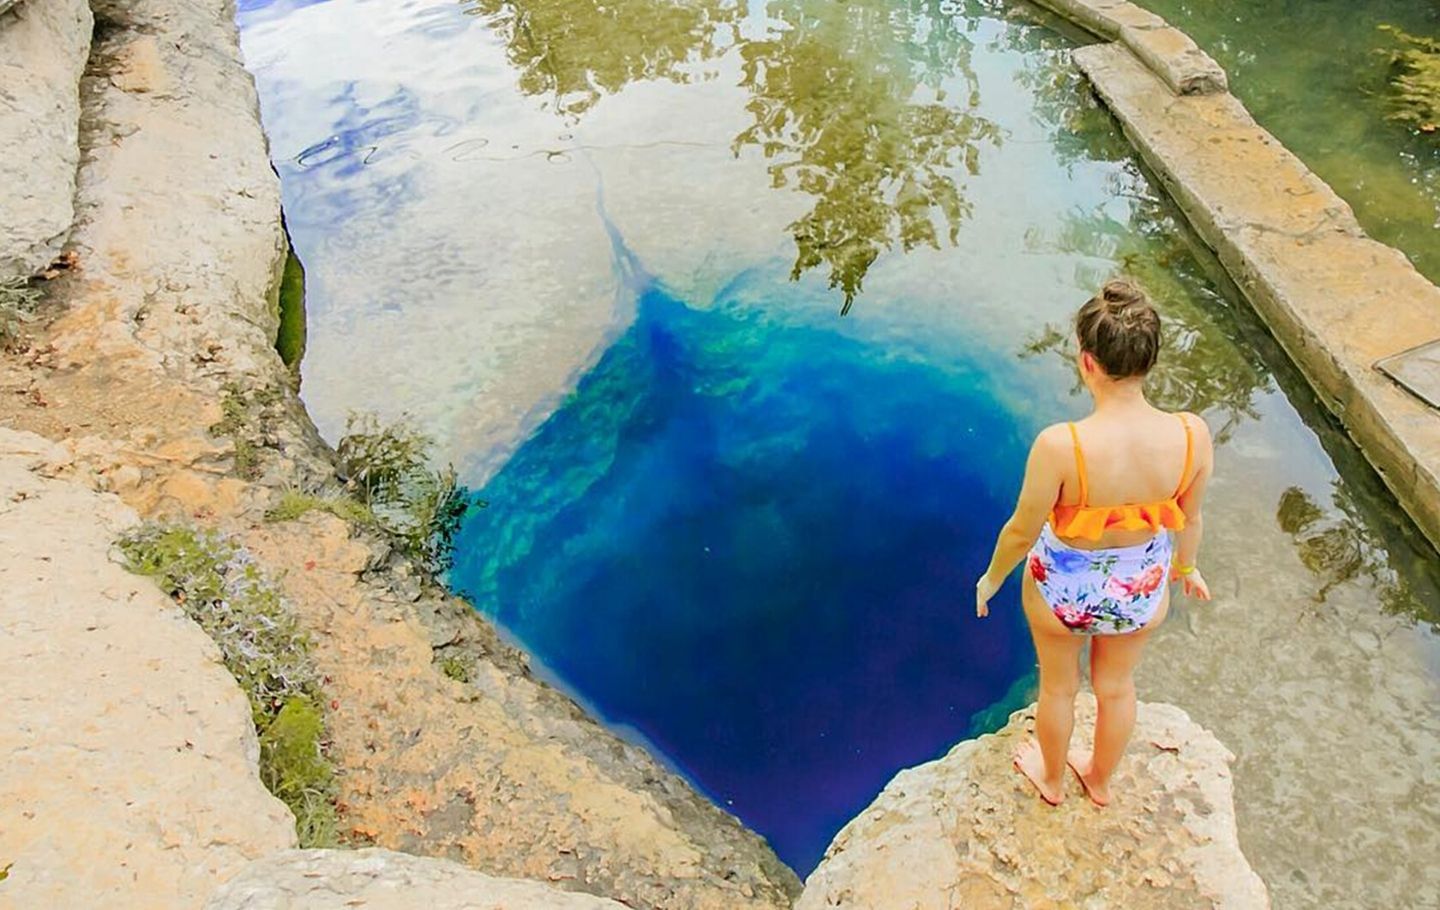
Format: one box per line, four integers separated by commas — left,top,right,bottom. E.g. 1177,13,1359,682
976,427,1065,617
1172,413,1214,600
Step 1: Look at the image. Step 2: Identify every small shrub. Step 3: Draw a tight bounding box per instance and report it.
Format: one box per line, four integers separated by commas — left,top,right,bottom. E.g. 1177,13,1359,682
259,697,337,846
0,277,42,348
438,655,470,683
334,413,475,576
116,524,340,846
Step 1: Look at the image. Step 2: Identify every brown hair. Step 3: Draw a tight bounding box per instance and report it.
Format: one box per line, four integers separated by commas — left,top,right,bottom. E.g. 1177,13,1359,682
1074,278,1161,379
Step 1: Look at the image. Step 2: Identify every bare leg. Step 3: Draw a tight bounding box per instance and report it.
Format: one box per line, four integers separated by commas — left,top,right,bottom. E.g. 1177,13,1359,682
1015,577,1085,805
1069,594,1167,806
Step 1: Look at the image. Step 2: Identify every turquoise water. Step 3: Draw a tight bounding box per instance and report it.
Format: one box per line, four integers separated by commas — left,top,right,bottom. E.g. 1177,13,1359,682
238,0,1440,899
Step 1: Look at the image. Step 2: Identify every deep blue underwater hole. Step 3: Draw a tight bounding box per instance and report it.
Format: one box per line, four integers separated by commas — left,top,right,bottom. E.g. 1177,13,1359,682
449,282,1039,873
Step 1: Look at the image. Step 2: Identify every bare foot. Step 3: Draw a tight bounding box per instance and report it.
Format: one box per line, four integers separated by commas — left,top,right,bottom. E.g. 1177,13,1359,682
1066,748,1111,807
1012,739,1064,806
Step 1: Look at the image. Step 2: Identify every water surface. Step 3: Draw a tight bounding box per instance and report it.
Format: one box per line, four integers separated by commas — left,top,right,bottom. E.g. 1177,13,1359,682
239,0,1440,901
1136,0,1440,282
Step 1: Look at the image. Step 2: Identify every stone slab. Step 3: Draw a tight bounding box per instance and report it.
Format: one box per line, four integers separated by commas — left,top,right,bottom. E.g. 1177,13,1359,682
1073,41,1440,554
206,849,629,910
0,0,91,278
797,695,1269,909
1378,339,1440,411
1029,0,1226,94
0,429,297,909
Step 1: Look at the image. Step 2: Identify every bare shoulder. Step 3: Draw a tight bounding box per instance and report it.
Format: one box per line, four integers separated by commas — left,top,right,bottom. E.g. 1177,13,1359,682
1174,410,1214,454
1030,422,1074,462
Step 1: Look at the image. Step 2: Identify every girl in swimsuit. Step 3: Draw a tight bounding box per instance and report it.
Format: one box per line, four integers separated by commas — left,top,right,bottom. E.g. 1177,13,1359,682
975,278,1214,807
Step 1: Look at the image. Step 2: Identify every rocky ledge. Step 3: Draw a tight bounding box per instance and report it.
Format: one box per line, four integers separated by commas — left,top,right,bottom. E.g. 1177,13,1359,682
797,695,1269,910
206,848,628,910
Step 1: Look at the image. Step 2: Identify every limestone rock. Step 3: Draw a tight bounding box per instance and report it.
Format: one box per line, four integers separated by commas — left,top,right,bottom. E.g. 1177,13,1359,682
797,695,1269,910
0,429,296,910
205,848,631,910
1029,0,1226,95
0,0,92,278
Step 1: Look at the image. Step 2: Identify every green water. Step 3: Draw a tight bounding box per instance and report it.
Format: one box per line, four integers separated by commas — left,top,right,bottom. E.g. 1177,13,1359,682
1135,0,1440,281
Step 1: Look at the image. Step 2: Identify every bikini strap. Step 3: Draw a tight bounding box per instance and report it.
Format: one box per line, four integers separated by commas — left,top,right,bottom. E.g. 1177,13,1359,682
1174,413,1194,498
1067,421,1089,506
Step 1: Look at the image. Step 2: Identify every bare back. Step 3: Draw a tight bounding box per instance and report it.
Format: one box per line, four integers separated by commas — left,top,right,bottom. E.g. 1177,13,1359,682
1052,407,1198,549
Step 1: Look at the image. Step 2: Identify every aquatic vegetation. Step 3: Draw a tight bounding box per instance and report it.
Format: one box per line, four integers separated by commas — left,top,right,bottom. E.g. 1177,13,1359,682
1380,25,1440,134
275,247,307,370
732,0,1001,312
115,524,340,846
461,0,738,117
0,277,42,349
334,413,472,575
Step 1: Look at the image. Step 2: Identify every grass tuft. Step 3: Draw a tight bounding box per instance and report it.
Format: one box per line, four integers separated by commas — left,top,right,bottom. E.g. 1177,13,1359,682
116,523,340,846
266,489,376,526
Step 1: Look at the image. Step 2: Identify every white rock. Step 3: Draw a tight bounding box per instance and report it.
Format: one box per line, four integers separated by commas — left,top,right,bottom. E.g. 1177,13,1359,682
0,0,91,278
798,694,1270,909
205,848,630,910
0,431,297,909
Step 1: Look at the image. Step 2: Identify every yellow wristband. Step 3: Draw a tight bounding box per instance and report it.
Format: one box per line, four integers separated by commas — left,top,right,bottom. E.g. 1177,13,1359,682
1174,564,1196,576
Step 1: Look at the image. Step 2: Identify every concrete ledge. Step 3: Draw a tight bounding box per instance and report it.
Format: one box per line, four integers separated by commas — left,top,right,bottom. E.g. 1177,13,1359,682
1030,0,1226,94
1067,39,1440,552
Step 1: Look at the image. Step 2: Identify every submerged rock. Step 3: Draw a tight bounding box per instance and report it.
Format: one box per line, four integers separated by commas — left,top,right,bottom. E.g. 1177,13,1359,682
205,849,628,910
0,0,91,278
797,694,1269,909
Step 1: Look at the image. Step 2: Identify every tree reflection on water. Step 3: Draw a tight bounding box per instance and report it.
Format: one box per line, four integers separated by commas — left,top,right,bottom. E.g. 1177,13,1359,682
1277,484,1440,626
1018,184,1271,443
730,0,1001,313
460,0,739,117
463,0,1002,313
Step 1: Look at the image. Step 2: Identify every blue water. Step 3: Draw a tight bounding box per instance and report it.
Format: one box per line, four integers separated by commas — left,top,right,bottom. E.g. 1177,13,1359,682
450,239,1039,871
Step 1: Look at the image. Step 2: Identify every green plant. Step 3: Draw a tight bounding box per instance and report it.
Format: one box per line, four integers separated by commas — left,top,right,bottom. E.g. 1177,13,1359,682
438,655,471,682
1380,25,1440,134
275,249,307,369
1,277,42,348
259,697,337,846
266,488,376,526
116,524,340,846
210,382,284,480
334,413,475,575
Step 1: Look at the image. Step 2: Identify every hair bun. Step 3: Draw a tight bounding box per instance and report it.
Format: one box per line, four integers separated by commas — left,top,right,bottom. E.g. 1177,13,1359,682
1100,278,1146,307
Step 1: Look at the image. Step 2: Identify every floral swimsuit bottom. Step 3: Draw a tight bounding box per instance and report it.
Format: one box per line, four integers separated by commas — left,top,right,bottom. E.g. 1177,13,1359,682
1026,523,1172,635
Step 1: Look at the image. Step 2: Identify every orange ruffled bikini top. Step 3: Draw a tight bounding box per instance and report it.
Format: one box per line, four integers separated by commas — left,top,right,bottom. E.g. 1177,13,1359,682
1049,414,1193,542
